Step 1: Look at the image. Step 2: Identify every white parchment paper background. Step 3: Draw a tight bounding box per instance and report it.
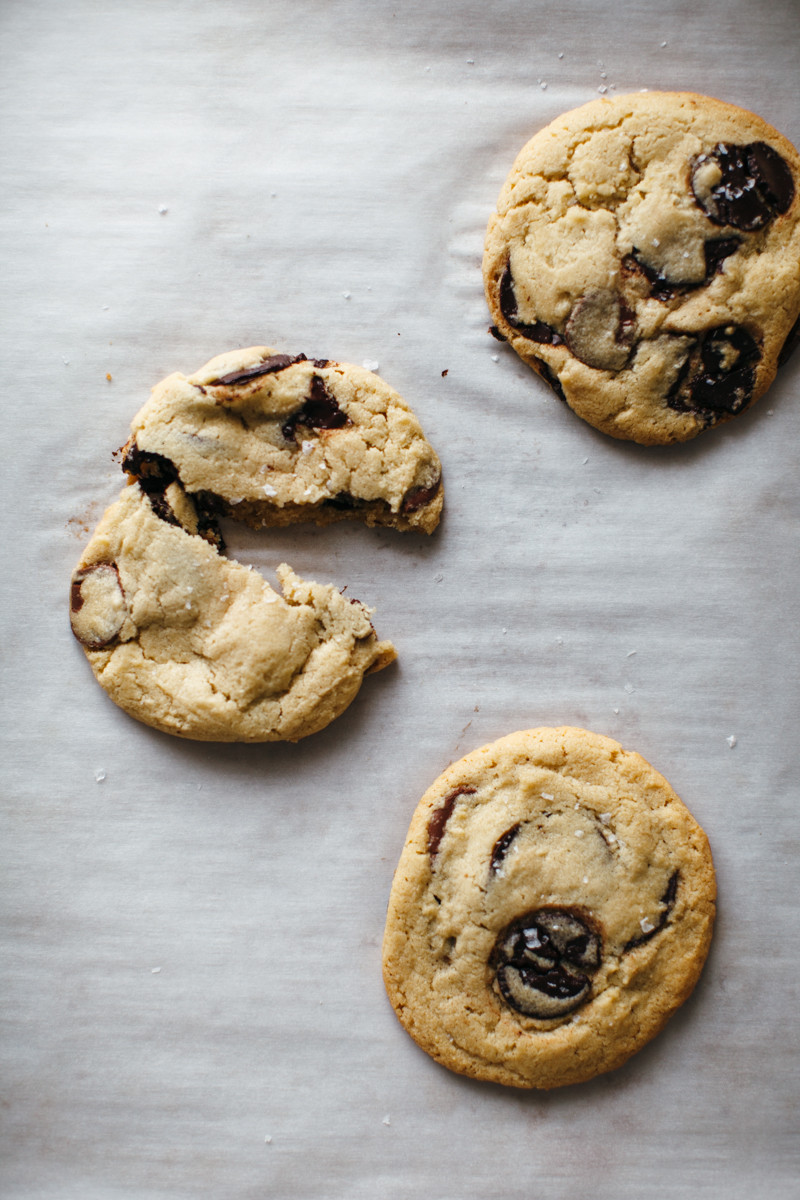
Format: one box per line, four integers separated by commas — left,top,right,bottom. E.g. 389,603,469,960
2,1,799,1196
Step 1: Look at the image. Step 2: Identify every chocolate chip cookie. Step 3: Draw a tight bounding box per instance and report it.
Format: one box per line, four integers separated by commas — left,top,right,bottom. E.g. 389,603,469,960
70,481,395,741
70,345,445,740
484,92,800,444
123,347,443,534
382,727,716,1088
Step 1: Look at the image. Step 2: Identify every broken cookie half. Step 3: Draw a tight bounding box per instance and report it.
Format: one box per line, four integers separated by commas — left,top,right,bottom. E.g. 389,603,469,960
70,347,442,741
122,347,443,534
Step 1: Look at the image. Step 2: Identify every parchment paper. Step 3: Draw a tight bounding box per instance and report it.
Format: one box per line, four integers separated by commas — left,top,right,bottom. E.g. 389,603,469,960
2,1,799,1196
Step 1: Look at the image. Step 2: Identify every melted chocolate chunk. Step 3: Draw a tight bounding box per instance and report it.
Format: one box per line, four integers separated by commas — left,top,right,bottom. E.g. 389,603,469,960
492,909,602,1019
623,871,679,952
624,237,741,302
281,375,351,441
534,359,566,402
427,786,477,859
121,443,178,488
668,326,760,417
691,142,795,231
121,444,224,548
402,476,442,514
499,264,563,345
324,492,362,510
489,325,508,343
207,353,308,387
490,823,521,873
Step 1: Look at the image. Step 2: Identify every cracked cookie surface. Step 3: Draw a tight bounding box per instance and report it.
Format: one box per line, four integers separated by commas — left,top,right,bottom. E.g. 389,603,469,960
70,482,395,741
123,347,443,533
382,727,715,1088
484,92,800,444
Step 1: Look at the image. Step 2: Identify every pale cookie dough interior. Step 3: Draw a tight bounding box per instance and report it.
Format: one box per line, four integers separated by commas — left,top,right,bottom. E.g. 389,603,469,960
484,92,800,444
122,347,443,534
383,727,716,1089
70,483,395,742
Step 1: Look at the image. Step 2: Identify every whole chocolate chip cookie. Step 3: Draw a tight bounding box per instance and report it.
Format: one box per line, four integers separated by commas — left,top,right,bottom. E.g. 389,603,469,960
484,92,800,444
382,727,716,1088
122,347,443,534
70,481,395,741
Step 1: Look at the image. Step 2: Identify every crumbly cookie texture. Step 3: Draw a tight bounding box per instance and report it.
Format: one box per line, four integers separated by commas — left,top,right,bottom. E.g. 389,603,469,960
484,92,800,444
382,727,716,1089
70,483,395,742
122,347,443,534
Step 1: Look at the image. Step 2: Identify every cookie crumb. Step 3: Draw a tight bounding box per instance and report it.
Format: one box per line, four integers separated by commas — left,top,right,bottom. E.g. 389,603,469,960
158,205,168,215
106,373,113,381
94,769,106,783
264,1135,272,1144
382,1115,391,1126
726,735,737,748
151,967,161,974
362,359,380,372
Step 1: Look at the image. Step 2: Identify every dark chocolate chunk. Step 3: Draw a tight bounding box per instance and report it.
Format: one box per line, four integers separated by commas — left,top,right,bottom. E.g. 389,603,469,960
490,823,521,873
281,375,351,441
668,326,760,417
691,141,795,231
207,353,308,387
498,263,563,345
427,786,477,859
534,359,566,402
624,237,741,302
623,871,680,952
491,909,602,1019
324,492,361,510
402,476,442,514
121,443,178,488
121,443,224,547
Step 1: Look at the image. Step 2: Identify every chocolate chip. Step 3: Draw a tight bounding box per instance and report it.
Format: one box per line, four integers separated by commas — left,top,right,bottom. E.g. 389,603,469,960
703,237,742,278
207,353,308,386
624,237,741,302
324,492,361,510
401,476,442,514
121,443,178,488
778,312,800,367
533,359,566,402
490,823,521,873
668,326,760,417
565,289,635,372
281,375,351,441
691,142,795,231
427,786,477,859
70,563,128,650
498,263,563,345
492,909,602,1019
623,871,679,952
